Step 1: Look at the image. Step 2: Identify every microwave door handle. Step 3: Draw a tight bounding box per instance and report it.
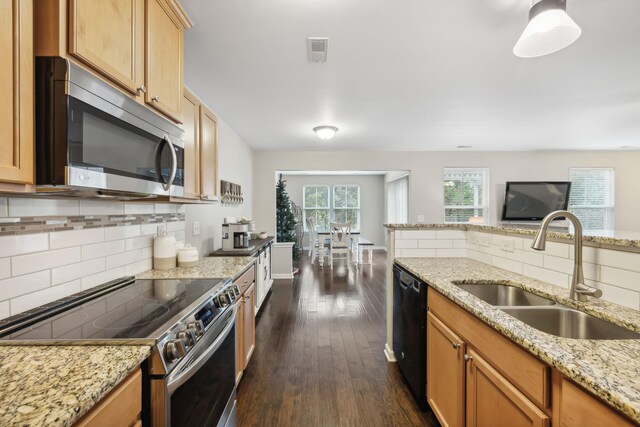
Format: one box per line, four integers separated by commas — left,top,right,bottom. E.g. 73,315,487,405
165,306,236,395
162,135,178,191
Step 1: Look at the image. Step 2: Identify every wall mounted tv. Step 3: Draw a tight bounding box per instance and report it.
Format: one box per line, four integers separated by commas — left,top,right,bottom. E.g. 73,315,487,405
501,182,572,221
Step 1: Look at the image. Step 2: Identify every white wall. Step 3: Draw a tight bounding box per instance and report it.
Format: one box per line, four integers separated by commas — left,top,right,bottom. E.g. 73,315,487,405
184,118,253,256
252,151,640,234
281,174,386,246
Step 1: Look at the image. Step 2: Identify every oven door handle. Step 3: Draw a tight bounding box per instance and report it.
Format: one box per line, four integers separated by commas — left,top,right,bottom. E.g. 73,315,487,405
166,305,236,395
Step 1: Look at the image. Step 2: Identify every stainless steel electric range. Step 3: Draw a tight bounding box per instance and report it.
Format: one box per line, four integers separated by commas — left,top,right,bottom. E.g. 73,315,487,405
0,276,240,427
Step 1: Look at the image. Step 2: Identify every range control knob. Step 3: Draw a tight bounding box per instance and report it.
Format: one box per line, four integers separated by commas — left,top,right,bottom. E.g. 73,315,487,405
165,338,187,363
216,293,230,307
177,329,197,348
187,321,204,338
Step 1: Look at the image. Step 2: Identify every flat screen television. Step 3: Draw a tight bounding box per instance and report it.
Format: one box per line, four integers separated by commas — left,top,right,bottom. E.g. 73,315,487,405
501,181,571,221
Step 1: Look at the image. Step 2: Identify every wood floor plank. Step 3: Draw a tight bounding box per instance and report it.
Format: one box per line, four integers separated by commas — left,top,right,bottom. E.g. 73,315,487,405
237,252,437,426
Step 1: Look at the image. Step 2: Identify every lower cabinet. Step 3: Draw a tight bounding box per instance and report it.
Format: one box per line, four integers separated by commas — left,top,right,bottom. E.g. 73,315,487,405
234,266,256,385
242,283,256,366
75,369,142,426
427,288,634,427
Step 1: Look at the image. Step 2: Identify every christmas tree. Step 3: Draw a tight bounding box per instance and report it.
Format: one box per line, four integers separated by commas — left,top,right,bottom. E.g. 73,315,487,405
276,175,299,260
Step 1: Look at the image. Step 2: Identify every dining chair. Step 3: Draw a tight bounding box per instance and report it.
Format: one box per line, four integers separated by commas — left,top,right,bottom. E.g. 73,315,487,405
306,218,320,262
328,222,352,269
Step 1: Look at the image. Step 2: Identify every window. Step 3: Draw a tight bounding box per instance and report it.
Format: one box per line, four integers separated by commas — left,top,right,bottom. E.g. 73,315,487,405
443,168,489,223
333,185,361,231
387,176,409,224
303,186,330,231
569,168,614,230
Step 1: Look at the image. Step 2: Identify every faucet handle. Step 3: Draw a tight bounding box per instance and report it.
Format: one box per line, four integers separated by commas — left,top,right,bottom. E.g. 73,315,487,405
575,283,603,300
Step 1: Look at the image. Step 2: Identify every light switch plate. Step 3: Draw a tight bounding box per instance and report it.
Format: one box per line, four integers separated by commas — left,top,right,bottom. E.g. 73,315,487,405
193,221,200,236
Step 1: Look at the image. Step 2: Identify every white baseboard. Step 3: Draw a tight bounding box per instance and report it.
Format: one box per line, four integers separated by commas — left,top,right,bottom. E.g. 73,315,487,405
272,273,293,280
384,343,396,362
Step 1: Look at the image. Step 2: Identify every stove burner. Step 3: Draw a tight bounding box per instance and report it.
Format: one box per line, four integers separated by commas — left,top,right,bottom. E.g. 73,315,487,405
93,304,170,330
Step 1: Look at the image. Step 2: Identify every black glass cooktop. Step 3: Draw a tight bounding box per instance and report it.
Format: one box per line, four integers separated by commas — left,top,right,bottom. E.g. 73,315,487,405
0,278,224,341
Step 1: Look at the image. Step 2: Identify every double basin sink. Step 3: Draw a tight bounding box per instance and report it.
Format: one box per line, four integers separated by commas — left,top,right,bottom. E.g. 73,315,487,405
454,282,640,340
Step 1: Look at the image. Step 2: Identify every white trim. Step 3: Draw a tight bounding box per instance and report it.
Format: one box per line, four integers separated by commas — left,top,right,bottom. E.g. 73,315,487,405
272,273,294,279
384,343,396,362
443,167,490,224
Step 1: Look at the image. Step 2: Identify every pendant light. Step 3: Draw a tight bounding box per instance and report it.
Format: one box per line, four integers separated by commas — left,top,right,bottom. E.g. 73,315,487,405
513,0,581,58
313,125,339,140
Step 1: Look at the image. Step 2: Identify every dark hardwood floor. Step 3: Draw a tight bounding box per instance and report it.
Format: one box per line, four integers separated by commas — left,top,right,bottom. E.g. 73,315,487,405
237,251,439,427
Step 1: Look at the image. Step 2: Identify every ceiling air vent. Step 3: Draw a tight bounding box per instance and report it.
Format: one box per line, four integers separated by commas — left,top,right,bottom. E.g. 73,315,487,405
307,37,328,62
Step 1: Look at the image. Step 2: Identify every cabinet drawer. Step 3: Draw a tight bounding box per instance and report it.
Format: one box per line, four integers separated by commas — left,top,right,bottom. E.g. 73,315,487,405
428,289,550,409
234,264,255,294
75,369,141,426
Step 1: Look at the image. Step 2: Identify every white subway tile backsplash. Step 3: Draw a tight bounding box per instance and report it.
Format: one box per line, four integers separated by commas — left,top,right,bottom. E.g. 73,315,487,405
0,259,9,280
435,249,467,258
505,249,543,267
142,223,164,236
141,247,153,259
436,230,466,240
522,238,569,258
596,249,640,272
0,234,49,258
106,250,142,269
0,300,9,319
401,230,436,240
154,203,179,214
523,265,569,288
0,198,7,217
491,257,523,275
125,259,152,276
125,236,154,251
50,228,104,249
395,239,418,249
0,271,51,301
81,240,125,260
167,221,185,232
104,225,141,241
52,258,105,286
124,203,156,215
467,250,492,264
81,267,126,290
585,280,640,310
79,200,124,215
401,249,436,257
600,267,640,293
12,247,82,276
8,198,79,217
453,240,467,249
419,240,453,249
10,280,81,315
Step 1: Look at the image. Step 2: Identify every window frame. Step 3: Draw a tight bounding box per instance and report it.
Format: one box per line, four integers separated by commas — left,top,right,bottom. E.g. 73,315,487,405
568,167,615,230
332,185,361,231
443,167,489,224
302,185,330,232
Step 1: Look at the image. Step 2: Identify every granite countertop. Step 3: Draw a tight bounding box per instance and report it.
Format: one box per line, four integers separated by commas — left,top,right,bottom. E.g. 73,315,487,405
384,223,640,250
209,236,274,257
395,257,640,423
0,345,150,427
137,256,256,280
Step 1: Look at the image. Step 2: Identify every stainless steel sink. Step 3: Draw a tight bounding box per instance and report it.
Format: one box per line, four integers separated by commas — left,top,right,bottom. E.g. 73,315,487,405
455,283,556,307
501,307,640,340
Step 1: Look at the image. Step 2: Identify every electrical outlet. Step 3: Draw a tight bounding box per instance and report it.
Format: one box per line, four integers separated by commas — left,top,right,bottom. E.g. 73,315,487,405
417,215,425,223
193,221,200,236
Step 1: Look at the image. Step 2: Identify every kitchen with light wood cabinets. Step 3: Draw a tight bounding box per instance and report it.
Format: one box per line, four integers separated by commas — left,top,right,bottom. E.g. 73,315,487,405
35,0,191,124
174,87,220,203
0,0,34,190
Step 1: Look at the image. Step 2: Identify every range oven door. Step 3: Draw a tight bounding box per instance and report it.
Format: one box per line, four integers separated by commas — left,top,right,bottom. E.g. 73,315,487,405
151,307,237,427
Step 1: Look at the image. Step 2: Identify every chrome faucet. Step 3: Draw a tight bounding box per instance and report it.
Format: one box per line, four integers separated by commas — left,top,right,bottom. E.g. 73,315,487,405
531,210,602,302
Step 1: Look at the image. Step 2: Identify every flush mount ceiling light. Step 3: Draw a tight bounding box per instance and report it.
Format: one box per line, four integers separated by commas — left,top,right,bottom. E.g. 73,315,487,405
313,125,339,140
513,0,581,58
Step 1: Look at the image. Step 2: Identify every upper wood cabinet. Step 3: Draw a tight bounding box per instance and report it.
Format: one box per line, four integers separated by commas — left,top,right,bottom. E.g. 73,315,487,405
145,0,183,122
0,0,34,187
35,0,191,124
199,104,219,201
181,88,201,200
68,0,144,96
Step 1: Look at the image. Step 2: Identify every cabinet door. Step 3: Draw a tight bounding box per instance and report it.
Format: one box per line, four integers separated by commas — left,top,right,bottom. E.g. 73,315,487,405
0,0,33,184
180,88,200,200
145,0,183,122
427,312,466,427
243,283,256,368
69,0,144,95
199,105,219,201
466,349,549,427
235,298,244,385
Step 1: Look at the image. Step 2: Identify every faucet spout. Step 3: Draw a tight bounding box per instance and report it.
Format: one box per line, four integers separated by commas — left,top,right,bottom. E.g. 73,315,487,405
531,210,602,302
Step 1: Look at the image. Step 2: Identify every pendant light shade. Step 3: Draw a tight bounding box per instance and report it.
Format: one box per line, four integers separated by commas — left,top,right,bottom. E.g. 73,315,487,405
514,0,581,58
313,125,339,140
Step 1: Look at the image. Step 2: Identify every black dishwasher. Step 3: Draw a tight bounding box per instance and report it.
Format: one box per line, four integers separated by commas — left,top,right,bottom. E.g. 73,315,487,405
393,263,428,410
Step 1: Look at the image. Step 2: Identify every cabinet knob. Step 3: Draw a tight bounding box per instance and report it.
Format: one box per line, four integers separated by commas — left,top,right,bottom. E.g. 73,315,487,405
137,85,146,95
152,96,160,102
464,354,473,362
451,342,461,350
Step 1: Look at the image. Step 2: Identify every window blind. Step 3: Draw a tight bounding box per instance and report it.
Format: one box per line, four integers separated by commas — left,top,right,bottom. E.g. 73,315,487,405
387,176,408,224
569,168,614,230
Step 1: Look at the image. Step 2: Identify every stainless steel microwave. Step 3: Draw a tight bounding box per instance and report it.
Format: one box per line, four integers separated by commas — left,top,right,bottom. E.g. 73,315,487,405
35,57,185,199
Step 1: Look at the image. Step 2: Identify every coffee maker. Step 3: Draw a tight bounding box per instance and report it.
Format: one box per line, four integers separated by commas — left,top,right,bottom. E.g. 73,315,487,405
222,223,255,251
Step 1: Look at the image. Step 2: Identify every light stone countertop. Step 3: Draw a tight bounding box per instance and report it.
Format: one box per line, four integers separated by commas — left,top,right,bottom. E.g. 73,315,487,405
395,257,640,423
137,256,256,280
0,345,150,427
385,223,640,250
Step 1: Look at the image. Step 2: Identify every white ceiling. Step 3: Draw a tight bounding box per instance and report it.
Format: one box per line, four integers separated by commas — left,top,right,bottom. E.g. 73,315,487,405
183,0,640,151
